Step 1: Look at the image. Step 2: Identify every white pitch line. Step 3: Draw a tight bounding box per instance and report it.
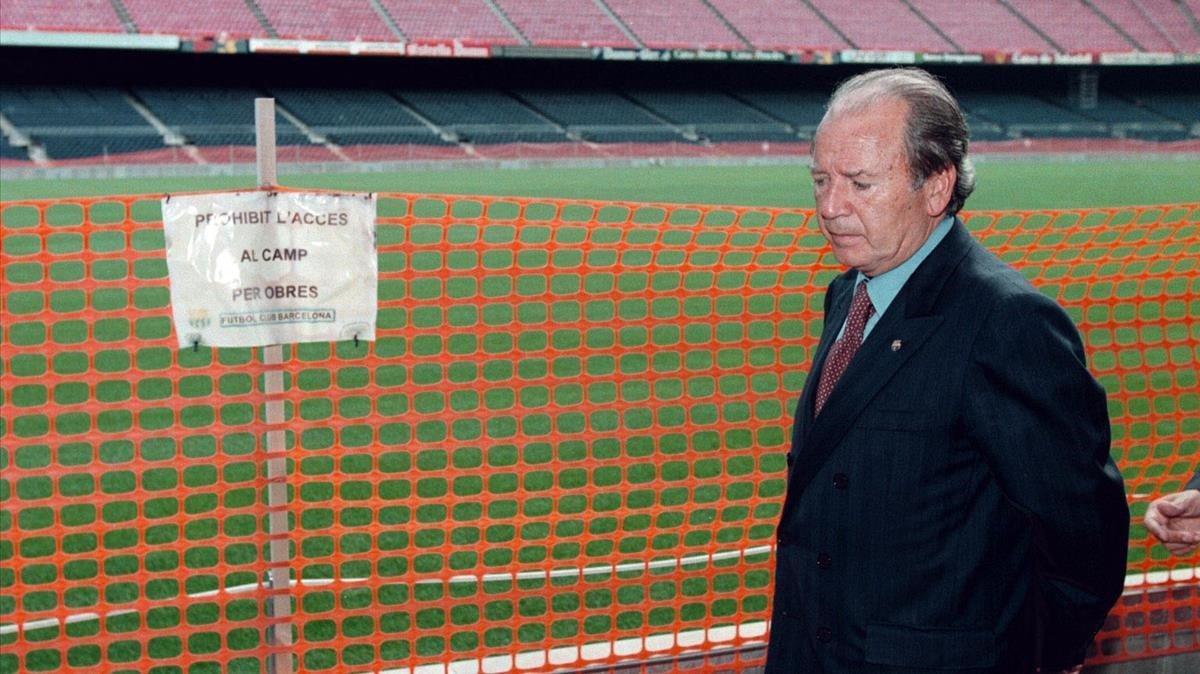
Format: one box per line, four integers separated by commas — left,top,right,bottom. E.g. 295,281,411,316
5,552,1193,637
0,546,773,636
367,621,771,674
1122,565,1200,593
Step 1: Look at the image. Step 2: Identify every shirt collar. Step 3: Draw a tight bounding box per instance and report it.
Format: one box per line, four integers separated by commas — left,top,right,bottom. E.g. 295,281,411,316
856,215,954,315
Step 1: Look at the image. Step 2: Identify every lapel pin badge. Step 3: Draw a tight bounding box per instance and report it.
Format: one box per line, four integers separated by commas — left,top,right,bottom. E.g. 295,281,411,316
891,339,902,352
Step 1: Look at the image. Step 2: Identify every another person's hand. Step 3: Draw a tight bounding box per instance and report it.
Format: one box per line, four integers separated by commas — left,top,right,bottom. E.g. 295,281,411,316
1144,489,1200,555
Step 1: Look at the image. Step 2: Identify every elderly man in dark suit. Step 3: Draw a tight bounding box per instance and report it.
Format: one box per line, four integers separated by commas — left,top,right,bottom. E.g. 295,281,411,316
765,68,1129,673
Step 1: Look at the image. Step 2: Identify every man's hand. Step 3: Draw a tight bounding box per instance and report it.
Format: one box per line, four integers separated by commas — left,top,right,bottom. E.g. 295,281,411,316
1144,489,1200,556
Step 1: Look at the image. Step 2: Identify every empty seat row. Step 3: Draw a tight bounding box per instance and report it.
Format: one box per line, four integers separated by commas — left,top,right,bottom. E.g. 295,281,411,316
3,0,1198,52
3,84,1195,160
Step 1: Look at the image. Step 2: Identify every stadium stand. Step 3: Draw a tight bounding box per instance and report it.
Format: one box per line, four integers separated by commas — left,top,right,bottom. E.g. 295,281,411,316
706,0,848,51
808,0,954,51
0,138,30,161
1004,0,1135,52
255,0,396,42
1127,91,1200,125
907,0,1055,52
400,88,564,143
4,0,1200,56
494,0,633,48
134,86,304,146
35,133,165,159
624,89,796,142
514,89,683,142
271,87,421,127
1043,92,1188,140
1057,95,1180,125
380,0,519,44
957,91,1110,137
604,0,745,50
267,86,446,147
1,85,149,128
0,0,125,33
729,89,833,136
517,89,666,127
1086,0,1178,51
2,82,1196,163
1138,0,1200,51
0,85,166,160
120,0,265,39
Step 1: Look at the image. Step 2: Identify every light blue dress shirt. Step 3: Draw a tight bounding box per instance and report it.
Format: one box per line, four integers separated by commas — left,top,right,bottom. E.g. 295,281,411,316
837,215,955,340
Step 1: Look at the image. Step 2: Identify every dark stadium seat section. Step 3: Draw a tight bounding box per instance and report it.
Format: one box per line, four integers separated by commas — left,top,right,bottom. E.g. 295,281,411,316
730,90,828,135
625,89,795,142
1,139,30,161
3,84,1195,162
326,130,450,145
1129,93,1200,126
268,87,447,145
400,89,564,143
134,87,305,146
516,90,663,126
37,134,166,159
1,86,147,129
0,86,166,160
514,90,682,142
957,92,1109,138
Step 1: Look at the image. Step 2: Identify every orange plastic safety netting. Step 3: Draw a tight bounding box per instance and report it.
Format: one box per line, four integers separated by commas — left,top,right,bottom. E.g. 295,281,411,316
1,193,1197,673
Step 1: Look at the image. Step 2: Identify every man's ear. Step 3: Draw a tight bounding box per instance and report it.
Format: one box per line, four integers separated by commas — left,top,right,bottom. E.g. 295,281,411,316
923,165,956,217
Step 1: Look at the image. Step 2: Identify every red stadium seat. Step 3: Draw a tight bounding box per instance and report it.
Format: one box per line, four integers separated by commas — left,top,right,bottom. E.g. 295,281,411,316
121,0,266,39
807,0,954,52
495,0,633,48
603,0,745,50
255,0,396,41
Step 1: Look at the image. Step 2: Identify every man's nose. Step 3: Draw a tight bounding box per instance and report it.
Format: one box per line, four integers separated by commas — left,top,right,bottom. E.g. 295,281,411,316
818,180,851,220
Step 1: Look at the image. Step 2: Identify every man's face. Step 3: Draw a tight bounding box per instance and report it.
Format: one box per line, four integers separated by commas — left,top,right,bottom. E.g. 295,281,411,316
810,98,948,277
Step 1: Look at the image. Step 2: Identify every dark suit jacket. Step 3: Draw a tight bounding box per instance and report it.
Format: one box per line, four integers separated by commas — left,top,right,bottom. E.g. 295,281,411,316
1188,470,1200,492
766,220,1129,673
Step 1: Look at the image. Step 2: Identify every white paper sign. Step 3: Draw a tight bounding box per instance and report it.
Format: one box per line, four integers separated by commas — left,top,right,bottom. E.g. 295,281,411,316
162,190,377,348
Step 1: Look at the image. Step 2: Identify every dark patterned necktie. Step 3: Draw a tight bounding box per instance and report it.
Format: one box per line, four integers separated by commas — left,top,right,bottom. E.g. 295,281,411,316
814,281,875,416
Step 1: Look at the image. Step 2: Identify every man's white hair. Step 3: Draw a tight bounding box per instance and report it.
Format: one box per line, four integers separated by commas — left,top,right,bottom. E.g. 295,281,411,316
819,68,976,216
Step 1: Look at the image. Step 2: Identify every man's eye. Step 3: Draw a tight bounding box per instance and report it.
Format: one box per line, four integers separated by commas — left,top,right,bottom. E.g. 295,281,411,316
853,181,871,190
813,177,827,188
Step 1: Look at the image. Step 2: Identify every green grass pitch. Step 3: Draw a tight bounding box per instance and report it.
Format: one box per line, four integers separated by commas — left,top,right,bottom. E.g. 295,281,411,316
2,157,1198,206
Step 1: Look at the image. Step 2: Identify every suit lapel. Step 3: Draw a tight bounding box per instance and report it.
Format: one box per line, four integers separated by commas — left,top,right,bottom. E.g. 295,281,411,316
786,220,976,500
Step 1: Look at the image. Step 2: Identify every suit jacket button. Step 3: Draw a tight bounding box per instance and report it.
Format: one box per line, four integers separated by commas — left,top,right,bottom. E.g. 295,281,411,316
817,552,832,569
833,473,849,489
816,627,833,643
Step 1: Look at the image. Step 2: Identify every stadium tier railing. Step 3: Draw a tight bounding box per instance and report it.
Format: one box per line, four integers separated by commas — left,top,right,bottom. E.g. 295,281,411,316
1,193,1197,673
